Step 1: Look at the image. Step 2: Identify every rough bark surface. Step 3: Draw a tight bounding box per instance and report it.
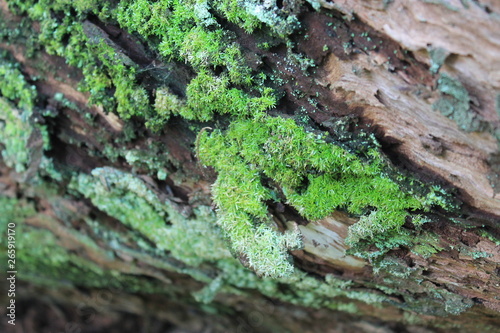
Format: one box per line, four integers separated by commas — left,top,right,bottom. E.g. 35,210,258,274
0,1,499,332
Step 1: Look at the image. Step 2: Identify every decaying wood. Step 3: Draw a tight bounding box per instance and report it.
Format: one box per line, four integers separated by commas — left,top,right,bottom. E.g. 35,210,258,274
1,1,500,332
317,0,500,217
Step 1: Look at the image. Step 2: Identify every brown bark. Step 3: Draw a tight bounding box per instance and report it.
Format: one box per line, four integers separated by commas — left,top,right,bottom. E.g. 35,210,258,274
1,1,500,332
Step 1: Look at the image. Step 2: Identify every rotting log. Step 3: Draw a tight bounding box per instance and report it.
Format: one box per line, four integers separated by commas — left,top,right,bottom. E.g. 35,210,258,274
1,1,500,332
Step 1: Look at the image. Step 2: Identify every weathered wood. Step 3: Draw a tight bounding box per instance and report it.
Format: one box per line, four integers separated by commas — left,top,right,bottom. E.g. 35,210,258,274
1,1,500,332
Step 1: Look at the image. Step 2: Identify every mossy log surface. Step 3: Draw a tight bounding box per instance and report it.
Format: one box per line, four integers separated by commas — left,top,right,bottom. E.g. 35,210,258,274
0,1,500,332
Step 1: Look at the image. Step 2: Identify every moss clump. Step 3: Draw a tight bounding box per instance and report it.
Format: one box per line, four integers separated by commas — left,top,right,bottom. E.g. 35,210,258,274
213,0,262,32
0,57,36,110
7,0,149,118
116,0,278,128
198,114,451,277
0,196,170,293
116,0,253,79
6,0,282,130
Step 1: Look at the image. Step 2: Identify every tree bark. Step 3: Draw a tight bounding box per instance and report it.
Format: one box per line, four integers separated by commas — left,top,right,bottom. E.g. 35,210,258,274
0,1,499,332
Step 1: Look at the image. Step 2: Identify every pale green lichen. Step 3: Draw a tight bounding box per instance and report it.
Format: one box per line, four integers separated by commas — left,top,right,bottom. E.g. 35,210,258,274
123,149,169,180
458,246,493,259
66,167,392,310
242,0,300,36
0,57,36,110
479,230,500,245
0,98,32,172
495,93,500,125
0,196,166,293
0,164,468,317
433,289,474,315
421,0,459,12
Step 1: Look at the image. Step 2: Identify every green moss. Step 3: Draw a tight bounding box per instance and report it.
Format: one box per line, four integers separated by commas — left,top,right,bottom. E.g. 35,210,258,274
2,0,476,318
70,167,230,266
0,58,36,110
5,0,305,134
7,0,149,119
152,72,275,126
115,0,278,127
198,114,451,277
428,46,448,74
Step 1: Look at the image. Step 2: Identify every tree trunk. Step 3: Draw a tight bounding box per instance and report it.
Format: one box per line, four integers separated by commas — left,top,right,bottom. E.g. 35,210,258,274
1,1,499,332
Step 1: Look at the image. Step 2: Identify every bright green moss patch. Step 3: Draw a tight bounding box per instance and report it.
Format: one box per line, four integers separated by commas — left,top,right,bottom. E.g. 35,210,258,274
152,76,275,128
116,0,277,128
5,0,300,132
198,114,451,277
7,0,281,130
7,0,149,118
432,73,487,132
